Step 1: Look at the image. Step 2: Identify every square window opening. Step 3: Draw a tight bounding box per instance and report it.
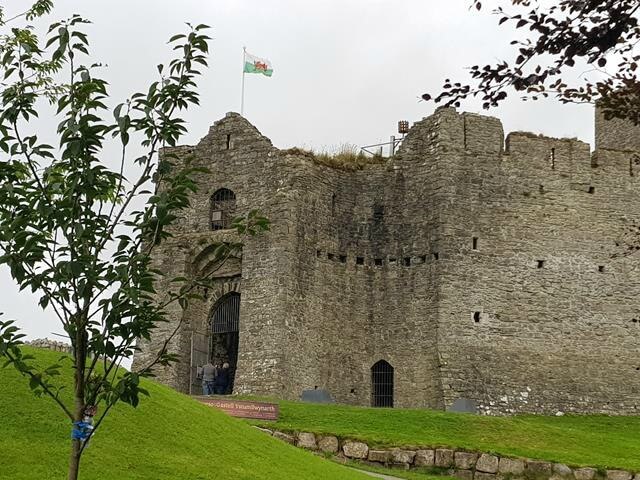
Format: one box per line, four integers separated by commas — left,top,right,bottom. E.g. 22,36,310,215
403,257,411,267
339,255,347,264
356,257,364,265
537,260,545,269
374,258,383,266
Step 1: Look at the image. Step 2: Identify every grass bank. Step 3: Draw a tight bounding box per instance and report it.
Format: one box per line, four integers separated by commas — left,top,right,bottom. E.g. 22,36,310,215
0,347,370,480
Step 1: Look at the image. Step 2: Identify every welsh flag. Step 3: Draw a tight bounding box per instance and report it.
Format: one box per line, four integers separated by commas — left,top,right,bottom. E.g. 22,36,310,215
243,51,273,77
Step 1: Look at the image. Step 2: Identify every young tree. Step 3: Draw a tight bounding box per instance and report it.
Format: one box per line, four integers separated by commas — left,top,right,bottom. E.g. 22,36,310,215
0,3,269,479
423,0,640,124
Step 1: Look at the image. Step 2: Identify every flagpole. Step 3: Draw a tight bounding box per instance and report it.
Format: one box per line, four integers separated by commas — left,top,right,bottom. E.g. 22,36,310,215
240,46,246,116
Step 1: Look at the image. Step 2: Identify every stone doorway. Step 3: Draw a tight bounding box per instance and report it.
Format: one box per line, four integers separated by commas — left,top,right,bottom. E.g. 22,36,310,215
371,360,394,407
209,292,240,393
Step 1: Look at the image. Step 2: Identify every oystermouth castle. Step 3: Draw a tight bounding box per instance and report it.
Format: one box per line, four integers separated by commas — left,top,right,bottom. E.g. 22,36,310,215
133,106,640,415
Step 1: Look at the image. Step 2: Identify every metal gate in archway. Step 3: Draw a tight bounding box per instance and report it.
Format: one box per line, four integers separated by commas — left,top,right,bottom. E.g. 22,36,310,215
209,292,240,393
189,292,241,395
371,360,394,407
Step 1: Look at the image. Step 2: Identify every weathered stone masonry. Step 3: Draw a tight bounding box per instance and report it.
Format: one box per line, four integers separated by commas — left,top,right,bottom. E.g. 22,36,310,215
133,106,640,414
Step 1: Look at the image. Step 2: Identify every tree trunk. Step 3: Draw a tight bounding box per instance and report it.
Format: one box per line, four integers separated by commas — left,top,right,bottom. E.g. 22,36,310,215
68,325,87,480
68,439,82,480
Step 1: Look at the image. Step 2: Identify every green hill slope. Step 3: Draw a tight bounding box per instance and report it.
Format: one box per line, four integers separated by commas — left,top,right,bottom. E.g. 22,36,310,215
0,347,370,480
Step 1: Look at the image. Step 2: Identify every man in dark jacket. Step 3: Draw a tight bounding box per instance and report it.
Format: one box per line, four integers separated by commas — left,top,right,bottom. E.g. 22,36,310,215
214,362,230,395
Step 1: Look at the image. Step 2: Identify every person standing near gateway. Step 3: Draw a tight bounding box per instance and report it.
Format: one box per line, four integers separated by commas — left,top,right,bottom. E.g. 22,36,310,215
214,362,230,395
201,361,217,396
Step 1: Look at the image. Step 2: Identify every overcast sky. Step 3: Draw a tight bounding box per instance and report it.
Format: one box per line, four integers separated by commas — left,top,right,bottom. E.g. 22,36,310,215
1,0,594,342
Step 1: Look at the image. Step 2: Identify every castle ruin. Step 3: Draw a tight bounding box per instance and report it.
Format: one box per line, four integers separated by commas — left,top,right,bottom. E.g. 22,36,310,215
133,106,640,415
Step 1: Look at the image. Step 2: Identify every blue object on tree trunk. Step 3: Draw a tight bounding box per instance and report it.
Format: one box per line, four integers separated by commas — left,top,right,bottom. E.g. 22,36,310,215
71,421,93,440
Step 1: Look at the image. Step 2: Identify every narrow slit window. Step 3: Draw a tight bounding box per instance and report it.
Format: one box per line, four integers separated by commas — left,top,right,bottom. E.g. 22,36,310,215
537,260,545,269
403,257,411,267
433,252,439,261
472,237,478,250
316,249,322,258
550,148,556,170
473,311,481,323
226,134,231,149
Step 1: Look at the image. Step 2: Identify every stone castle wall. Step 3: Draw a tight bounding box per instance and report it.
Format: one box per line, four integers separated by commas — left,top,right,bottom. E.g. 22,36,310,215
425,108,640,414
133,107,640,414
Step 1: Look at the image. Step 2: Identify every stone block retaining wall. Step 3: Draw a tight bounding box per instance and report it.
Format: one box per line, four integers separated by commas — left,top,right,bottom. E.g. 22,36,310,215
26,339,73,354
256,428,639,480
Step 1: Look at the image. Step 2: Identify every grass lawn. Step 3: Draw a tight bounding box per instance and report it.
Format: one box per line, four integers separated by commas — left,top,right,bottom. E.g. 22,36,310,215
251,399,640,471
0,347,371,480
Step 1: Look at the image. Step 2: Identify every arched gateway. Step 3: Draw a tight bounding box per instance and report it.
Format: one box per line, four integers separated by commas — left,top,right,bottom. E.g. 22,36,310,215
209,292,240,393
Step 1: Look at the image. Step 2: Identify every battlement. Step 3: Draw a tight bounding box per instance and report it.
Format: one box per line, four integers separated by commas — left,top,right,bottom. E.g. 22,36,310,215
398,107,504,156
401,107,594,158
163,106,639,185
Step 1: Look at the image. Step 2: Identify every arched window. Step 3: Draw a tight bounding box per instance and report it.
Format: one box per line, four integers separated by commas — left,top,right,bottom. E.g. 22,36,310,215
371,360,394,407
210,188,236,230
